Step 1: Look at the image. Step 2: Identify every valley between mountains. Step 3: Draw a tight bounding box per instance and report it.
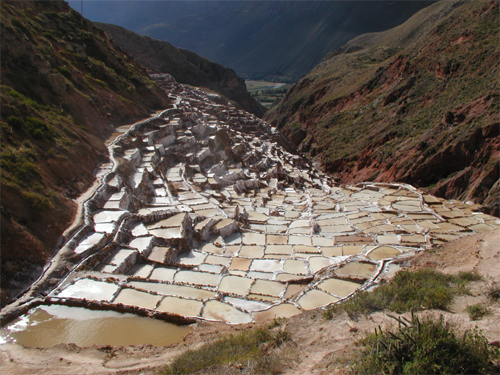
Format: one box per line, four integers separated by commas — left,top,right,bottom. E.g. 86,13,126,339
1,0,499,374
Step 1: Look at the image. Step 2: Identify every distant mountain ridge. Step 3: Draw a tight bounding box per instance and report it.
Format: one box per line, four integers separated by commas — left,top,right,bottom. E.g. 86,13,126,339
95,22,266,117
69,0,435,82
266,0,499,215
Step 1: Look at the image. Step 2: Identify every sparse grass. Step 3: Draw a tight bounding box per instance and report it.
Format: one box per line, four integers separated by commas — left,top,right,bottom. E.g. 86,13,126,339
21,190,53,211
324,269,472,319
1,85,48,111
354,313,499,375
25,117,54,141
159,325,290,375
56,65,71,78
483,278,500,302
458,271,483,282
288,122,302,131
466,304,490,321
0,144,42,188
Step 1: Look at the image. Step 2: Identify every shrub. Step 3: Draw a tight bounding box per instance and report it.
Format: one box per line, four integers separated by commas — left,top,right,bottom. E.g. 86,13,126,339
1,85,46,110
160,326,290,375
354,313,499,374
325,269,471,319
25,117,54,141
458,271,482,282
6,116,24,129
483,278,500,301
0,145,41,187
21,190,53,211
466,304,490,321
41,31,53,39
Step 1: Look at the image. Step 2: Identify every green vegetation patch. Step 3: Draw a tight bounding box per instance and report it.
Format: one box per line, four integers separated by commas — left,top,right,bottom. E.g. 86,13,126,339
25,117,54,141
354,314,499,374
325,269,472,319
160,326,290,375
0,144,42,188
56,65,72,79
248,81,293,110
1,85,49,111
466,304,490,321
21,190,53,211
457,271,482,282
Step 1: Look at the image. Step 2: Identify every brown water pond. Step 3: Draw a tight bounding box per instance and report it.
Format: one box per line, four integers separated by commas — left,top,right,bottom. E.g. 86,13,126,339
0,305,191,348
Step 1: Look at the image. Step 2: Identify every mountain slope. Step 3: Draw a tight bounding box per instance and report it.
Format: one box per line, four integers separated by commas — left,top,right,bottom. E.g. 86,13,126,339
95,22,265,117
0,0,171,303
69,1,435,82
266,0,499,215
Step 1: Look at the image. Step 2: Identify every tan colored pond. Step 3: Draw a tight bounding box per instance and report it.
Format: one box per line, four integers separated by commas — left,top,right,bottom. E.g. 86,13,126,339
0,305,191,348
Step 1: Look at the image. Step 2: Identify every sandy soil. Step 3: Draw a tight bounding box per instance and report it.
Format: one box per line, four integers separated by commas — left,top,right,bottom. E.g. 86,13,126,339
1,229,498,375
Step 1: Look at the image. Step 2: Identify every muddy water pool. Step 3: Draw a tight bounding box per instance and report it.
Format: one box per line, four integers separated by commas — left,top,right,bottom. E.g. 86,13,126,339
0,305,191,348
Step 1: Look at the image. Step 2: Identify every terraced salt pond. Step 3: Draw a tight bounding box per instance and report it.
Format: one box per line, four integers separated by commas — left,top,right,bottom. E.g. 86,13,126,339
2,73,498,346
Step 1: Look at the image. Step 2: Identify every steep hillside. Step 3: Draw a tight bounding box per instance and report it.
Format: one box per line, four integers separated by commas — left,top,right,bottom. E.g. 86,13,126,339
266,0,499,215
95,22,265,117
0,0,170,303
69,1,435,82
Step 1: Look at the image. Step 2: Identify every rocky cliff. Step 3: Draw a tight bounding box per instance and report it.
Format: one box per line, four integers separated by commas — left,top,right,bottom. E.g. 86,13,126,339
95,23,266,118
0,0,171,303
266,0,499,216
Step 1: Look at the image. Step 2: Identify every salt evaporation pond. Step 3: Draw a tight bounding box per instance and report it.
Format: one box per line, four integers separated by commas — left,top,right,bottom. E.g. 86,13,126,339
0,305,191,348
6,75,500,348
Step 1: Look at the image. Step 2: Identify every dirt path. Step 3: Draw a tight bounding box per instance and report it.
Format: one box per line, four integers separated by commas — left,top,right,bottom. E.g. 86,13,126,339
1,229,498,374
